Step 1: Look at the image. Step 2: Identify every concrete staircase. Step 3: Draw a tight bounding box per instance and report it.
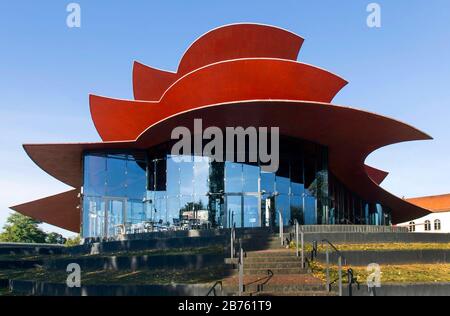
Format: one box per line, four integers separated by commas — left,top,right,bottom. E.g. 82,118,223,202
224,229,334,296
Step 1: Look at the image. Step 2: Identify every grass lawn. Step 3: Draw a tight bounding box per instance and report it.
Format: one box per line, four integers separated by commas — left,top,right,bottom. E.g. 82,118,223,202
311,262,450,284
291,242,450,253
0,246,224,262
0,265,229,286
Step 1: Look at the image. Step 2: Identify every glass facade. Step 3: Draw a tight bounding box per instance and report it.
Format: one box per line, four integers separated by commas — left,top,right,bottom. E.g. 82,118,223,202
81,138,392,238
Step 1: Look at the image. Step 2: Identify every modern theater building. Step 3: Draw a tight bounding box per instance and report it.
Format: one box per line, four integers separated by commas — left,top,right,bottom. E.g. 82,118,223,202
11,24,434,239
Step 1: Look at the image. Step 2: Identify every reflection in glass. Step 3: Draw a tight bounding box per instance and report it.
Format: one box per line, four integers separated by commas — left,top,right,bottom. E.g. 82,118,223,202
244,196,259,227
226,195,242,228
225,162,243,193
82,137,393,238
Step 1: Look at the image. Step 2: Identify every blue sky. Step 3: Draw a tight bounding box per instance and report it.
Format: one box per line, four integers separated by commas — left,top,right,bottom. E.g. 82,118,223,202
0,1,449,237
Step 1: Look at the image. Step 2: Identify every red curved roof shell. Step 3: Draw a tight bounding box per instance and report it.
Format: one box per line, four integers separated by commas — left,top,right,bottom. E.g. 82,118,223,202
10,23,431,232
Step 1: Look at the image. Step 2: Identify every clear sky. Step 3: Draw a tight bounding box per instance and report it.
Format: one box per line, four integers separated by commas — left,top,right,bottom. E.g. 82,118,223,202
1,1,449,237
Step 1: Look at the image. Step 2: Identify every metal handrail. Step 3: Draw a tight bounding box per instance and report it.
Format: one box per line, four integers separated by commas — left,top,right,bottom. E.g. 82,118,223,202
206,281,223,296
279,211,284,246
319,239,361,296
322,239,347,265
238,241,245,296
293,219,305,268
347,268,360,297
244,270,274,294
230,223,236,259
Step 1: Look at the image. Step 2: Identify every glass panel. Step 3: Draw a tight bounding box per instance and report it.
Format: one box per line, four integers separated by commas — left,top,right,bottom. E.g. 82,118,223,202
126,155,147,200
243,195,259,228
276,176,290,195
193,195,209,228
243,164,259,193
106,199,125,237
226,195,242,228
167,156,180,197
275,194,290,226
194,159,210,196
83,196,105,238
155,159,167,191
210,197,224,228
105,155,127,197
153,192,167,227
127,199,145,225
84,154,106,197
166,196,179,227
179,158,194,196
225,163,243,193
260,172,275,194
290,195,304,225
304,193,316,225
209,162,224,194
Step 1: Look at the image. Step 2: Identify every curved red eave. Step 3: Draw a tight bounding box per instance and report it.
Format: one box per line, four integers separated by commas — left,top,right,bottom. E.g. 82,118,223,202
23,100,431,225
133,24,304,102
365,165,389,185
10,190,80,233
177,23,304,75
93,59,348,142
133,62,177,101
22,141,135,188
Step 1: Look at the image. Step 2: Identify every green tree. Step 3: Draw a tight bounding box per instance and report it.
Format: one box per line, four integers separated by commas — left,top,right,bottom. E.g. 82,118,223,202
45,232,67,245
0,213,47,243
65,235,82,247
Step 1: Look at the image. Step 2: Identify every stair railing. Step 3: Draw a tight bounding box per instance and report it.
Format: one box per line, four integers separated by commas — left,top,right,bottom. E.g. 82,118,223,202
347,268,360,297
206,281,223,296
230,223,236,259
238,240,245,296
293,219,305,268
322,239,346,296
278,210,284,246
321,239,361,297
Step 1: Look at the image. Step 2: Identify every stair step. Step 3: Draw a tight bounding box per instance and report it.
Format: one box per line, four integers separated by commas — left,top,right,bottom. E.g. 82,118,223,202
242,283,326,293
232,268,308,276
244,262,303,269
245,251,296,258
245,257,300,263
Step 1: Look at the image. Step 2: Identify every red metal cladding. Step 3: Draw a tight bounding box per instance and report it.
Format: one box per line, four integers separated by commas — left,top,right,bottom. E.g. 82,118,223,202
23,101,431,225
133,24,304,101
133,62,177,101
177,23,304,76
365,165,389,185
10,190,80,233
92,59,348,142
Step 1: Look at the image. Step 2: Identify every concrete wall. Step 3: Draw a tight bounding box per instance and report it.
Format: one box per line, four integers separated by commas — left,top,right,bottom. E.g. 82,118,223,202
0,245,64,256
316,249,450,265
344,283,450,296
45,253,226,271
301,232,450,244
68,235,227,255
9,280,215,296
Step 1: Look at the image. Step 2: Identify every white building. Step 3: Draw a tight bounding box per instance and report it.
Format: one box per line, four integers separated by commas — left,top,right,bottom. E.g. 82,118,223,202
398,194,450,233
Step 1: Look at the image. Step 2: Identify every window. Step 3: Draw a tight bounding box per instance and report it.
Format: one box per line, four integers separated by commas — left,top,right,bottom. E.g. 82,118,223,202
434,219,441,231
424,220,431,232
409,222,415,232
